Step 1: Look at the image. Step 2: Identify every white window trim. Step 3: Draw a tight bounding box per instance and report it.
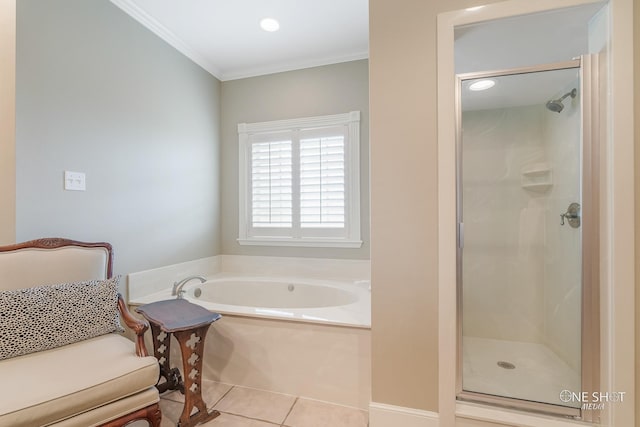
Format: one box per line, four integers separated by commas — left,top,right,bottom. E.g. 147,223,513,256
238,111,362,248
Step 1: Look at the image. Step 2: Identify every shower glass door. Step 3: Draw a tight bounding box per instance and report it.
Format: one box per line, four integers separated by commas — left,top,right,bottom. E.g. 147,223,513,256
456,60,595,418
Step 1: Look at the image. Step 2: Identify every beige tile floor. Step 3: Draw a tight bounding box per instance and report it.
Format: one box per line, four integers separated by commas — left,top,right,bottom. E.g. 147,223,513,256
131,380,368,427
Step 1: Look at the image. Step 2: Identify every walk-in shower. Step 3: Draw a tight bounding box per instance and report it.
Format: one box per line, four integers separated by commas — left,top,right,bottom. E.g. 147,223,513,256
455,57,599,421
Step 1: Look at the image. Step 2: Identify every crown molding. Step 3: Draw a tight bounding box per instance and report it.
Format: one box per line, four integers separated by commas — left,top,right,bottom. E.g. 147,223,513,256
110,0,223,79
220,51,370,81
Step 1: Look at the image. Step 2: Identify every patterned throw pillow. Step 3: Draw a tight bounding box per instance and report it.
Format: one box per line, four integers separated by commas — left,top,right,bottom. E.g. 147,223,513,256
0,276,123,360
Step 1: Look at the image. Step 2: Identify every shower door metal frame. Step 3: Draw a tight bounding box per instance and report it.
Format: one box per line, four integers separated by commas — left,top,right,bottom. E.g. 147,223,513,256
455,57,600,421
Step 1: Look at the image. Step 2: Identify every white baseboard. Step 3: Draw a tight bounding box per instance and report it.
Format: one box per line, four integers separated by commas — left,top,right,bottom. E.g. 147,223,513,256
369,402,439,427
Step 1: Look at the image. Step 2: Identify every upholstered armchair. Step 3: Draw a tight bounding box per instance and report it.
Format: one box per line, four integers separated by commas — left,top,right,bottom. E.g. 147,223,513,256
0,238,161,426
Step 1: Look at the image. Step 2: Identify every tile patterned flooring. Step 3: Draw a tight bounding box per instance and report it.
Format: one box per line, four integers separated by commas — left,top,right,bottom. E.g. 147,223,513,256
131,380,368,427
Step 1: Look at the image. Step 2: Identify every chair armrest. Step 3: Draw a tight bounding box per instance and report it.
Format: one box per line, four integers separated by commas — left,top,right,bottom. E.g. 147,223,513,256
117,294,150,357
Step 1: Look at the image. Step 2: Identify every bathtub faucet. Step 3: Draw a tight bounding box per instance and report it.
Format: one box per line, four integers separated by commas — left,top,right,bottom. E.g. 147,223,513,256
172,275,207,299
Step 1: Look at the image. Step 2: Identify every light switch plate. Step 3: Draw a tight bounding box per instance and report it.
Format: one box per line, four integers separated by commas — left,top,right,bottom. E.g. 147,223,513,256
64,171,86,191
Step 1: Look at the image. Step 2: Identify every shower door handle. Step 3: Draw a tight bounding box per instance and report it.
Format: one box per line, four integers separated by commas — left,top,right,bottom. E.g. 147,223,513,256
560,202,581,228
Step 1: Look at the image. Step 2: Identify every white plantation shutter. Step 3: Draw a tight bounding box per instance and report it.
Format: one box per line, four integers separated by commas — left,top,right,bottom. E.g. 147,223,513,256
238,112,361,248
251,140,292,228
300,134,345,228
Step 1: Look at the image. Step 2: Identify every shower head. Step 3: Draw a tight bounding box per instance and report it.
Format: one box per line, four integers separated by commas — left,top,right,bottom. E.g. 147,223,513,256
545,99,565,113
545,88,577,113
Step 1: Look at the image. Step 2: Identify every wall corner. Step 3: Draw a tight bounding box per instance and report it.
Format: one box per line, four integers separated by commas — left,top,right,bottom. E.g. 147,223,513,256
0,0,16,245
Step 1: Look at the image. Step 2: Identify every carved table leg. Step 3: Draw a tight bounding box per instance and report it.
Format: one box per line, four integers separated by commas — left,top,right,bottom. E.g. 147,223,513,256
150,323,183,393
173,325,220,427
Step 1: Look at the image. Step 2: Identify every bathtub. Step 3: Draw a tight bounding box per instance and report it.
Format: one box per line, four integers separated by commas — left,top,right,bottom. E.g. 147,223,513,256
128,264,371,409
135,274,370,328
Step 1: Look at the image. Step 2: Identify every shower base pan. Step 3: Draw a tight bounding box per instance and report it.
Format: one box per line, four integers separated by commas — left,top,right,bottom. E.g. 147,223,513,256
462,336,581,408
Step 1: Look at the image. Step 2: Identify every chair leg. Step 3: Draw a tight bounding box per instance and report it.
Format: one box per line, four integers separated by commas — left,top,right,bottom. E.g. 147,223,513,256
98,402,162,427
147,402,162,427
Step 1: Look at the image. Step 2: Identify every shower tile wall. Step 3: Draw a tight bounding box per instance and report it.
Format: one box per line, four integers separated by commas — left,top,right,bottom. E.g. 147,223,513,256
462,106,547,344
462,97,582,375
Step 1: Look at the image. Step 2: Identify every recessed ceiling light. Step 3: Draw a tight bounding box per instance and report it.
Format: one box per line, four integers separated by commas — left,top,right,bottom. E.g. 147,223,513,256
469,79,496,91
260,18,280,32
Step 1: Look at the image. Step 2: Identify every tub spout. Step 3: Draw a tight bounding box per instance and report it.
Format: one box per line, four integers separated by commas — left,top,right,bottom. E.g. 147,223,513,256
172,275,207,299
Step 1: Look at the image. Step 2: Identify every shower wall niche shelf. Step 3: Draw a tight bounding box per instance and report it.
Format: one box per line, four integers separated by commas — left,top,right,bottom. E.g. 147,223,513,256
521,163,552,192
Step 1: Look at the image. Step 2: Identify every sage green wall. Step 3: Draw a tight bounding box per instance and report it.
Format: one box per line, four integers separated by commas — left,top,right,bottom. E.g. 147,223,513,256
220,60,370,259
16,0,221,275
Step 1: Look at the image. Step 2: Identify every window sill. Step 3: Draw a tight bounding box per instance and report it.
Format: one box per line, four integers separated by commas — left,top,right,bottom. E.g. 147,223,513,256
237,238,363,248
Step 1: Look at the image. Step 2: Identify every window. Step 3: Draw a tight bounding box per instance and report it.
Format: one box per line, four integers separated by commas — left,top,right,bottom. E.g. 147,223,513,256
238,111,361,247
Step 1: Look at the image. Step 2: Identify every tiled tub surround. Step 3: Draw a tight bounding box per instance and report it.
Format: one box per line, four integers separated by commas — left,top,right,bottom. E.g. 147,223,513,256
128,255,371,409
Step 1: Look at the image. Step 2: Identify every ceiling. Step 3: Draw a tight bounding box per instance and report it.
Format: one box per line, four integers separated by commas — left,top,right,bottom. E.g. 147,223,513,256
108,0,605,104
110,0,369,81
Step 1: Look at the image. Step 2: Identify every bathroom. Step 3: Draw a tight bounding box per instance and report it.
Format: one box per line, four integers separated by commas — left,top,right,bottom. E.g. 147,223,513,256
1,0,637,426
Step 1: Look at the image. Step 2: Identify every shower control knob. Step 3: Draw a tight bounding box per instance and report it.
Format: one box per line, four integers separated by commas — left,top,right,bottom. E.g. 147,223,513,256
560,202,581,228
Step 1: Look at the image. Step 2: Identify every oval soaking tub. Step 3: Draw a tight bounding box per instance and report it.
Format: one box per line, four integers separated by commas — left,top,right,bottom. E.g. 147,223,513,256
180,275,370,328
134,274,371,328
185,277,359,308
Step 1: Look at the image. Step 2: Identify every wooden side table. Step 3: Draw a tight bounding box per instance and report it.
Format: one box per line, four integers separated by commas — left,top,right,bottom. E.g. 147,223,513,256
136,299,222,427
